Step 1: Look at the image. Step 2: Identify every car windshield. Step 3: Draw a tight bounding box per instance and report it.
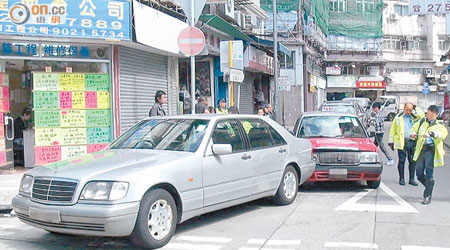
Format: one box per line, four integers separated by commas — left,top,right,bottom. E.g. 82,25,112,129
320,104,355,114
110,119,209,152
298,116,366,138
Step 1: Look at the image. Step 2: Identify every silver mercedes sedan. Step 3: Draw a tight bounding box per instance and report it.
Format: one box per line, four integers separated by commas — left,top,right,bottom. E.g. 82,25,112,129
12,115,315,249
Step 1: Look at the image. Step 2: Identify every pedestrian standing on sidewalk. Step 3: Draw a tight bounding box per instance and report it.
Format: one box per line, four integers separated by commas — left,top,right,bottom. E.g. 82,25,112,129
216,98,228,114
195,96,208,114
410,105,448,205
264,103,274,119
389,102,425,186
371,103,394,166
149,90,167,117
13,107,32,166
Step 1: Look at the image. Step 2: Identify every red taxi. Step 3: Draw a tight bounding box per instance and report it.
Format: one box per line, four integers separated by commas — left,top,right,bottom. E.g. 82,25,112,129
293,112,382,189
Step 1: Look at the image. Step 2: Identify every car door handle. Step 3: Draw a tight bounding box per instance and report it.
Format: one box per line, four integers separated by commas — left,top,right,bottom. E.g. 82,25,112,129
279,148,287,154
241,154,251,160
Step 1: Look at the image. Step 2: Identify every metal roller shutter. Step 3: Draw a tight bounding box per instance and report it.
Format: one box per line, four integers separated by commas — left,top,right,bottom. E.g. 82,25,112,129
118,46,168,134
239,82,254,114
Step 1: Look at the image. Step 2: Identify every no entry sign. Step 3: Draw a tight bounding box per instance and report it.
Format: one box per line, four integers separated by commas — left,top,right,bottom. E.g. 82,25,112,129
178,27,205,56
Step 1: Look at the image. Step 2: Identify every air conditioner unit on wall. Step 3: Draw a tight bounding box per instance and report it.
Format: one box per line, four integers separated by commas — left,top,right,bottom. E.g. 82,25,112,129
224,0,234,19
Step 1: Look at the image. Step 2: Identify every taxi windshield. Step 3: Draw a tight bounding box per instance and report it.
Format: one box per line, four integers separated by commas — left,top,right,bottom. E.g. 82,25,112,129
110,119,209,152
298,116,367,138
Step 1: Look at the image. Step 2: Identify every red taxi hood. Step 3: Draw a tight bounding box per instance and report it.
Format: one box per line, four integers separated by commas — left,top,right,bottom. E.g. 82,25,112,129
308,137,377,152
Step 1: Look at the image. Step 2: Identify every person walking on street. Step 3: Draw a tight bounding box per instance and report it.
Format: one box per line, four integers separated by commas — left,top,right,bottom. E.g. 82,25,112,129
216,98,228,114
389,102,425,186
195,96,208,114
149,90,167,117
257,108,265,116
264,103,274,119
410,105,448,205
371,103,394,166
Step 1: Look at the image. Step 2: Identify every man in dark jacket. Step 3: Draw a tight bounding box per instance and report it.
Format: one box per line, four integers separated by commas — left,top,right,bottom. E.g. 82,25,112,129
14,107,32,166
195,96,208,114
149,90,167,117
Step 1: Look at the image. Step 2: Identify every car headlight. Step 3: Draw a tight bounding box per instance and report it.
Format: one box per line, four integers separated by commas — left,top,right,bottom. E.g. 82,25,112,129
19,175,33,196
80,181,129,201
312,153,319,163
360,152,378,163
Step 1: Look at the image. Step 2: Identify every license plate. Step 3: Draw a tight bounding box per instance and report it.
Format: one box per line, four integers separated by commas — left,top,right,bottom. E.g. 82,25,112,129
329,169,348,179
29,207,61,223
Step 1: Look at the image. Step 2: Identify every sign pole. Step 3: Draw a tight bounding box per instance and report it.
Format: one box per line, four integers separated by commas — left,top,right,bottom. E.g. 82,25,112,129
190,0,196,114
229,40,234,107
273,0,280,123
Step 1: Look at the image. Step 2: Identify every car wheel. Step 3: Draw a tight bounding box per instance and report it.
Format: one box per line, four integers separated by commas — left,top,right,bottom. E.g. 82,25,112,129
367,180,381,189
387,113,395,121
131,189,177,249
273,165,298,206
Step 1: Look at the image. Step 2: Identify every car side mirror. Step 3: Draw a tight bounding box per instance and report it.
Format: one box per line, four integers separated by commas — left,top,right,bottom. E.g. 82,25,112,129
212,144,232,155
368,131,376,138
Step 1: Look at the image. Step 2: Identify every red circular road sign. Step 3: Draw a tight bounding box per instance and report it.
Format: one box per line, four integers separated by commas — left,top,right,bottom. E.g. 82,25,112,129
178,27,205,56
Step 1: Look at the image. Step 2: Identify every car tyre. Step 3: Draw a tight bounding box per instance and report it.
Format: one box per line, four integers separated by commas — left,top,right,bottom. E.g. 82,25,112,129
131,189,177,249
367,179,381,189
273,165,298,206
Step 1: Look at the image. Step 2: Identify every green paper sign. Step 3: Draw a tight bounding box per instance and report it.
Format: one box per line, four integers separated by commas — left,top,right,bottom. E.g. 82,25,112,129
86,109,111,127
85,74,110,91
87,127,111,144
33,92,60,109
34,110,61,127
33,73,60,91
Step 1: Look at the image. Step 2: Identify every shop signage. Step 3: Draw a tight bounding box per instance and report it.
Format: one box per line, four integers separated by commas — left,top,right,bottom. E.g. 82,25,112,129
0,0,131,40
244,46,268,73
356,80,386,89
0,42,109,59
409,0,450,15
318,77,326,89
229,69,244,82
327,76,357,88
202,27,231,55
326,66,341,75
278,69,295,91
260,0,299,12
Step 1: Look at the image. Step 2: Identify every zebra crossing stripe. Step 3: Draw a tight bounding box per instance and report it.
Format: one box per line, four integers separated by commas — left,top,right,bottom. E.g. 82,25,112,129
247,239,302,246
401,246,450,250
177,236,232,243
325,242,379,249
162,243,223,250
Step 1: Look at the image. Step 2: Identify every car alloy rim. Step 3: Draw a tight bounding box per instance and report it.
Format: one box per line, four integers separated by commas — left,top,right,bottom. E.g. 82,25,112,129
283,171,297,199
148,199,173,240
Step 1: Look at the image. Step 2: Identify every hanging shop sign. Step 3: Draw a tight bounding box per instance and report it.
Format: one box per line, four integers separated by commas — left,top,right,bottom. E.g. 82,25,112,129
327,76,357,88
0,41,109,59
0,0,131,40
326,66,341,75
356,80,386,89
202,27,231,55
244,46,268,73
33,72,111,165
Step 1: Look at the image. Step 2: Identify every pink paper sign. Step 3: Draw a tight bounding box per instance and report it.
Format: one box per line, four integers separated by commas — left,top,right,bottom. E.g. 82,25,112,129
85,91,98,109
2,100,9,112
0,126,4,139
35,146,62,165
2,87,9,99
0,112,4,125
0,151,6,165
87,143,108,153
60,91,72,109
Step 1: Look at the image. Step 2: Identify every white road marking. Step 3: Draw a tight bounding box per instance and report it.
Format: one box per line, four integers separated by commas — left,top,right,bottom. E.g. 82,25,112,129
401,246,450,250
239,248,295,250
0,224,33,231
177,236,232,243
335,182,419,213
247,239,302,246
162,243,223,250
325,241,379,249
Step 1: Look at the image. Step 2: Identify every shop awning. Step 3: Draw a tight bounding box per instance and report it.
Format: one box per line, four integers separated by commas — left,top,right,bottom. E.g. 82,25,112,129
251,36,292,55
199,14,252,41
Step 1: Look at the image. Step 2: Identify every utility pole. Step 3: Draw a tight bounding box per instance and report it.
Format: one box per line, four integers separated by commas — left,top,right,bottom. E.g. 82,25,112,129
273,0,280,123
190,0,196,114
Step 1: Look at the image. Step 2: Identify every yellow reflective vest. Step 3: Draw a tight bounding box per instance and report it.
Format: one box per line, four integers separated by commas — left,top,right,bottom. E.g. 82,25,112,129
410,119,448,167
389,107,425,150
216,108,228,114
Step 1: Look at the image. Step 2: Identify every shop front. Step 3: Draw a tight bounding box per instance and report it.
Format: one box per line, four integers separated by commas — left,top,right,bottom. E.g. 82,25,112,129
326,76,357,101
0,0,131,170
355,76,386,101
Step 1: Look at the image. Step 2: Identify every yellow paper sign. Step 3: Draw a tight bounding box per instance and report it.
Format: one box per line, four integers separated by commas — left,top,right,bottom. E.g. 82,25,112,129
35,128,62,146
72,92,85,109
61,110,86,127
61,145,87,160
97,91,110,109
61,128,87,145
59,74,85,91
0,138,5,150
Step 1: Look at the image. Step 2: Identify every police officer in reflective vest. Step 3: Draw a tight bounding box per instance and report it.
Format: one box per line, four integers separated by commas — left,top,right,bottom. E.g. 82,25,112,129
410,105,448,205
389,103,425,186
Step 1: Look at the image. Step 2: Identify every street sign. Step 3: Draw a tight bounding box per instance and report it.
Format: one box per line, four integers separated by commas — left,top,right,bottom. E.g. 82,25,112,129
178,0,207,25
220,40,244,73
178,27,206,56
422,82,430,94
229,69,244,82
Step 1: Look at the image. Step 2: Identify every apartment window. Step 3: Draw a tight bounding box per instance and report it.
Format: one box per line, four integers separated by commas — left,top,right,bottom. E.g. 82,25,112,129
342,66,354,75
330,0,346,12
394,4,409,16
383,36,400,50
359,66,370,75
438,36,450,51
357,0,375,13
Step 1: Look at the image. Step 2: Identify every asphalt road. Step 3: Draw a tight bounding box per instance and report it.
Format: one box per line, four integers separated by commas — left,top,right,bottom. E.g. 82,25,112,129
0,123,449,250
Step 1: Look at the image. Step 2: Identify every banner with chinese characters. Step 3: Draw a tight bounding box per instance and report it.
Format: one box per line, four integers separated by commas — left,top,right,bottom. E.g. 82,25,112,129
33,72,111,165
0,0,131,40
0,73,9,113
356,80,386,89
